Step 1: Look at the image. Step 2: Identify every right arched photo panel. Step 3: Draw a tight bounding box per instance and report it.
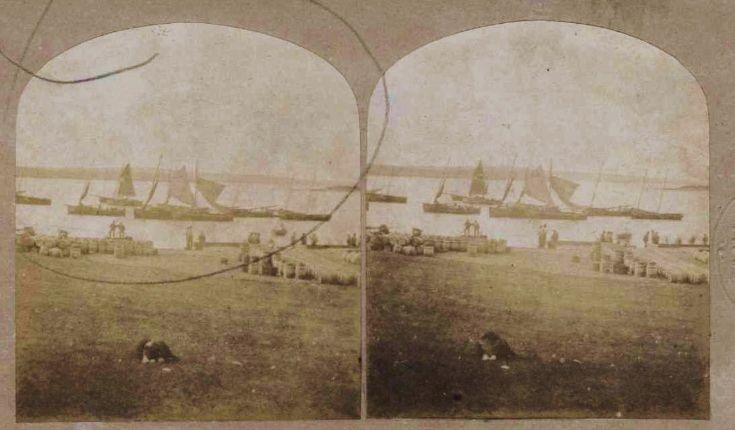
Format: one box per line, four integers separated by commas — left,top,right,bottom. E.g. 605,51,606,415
365,21,709,419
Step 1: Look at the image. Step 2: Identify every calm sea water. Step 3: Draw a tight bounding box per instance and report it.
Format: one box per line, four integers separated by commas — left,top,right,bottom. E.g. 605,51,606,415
15,178,359,249
367,176,709,249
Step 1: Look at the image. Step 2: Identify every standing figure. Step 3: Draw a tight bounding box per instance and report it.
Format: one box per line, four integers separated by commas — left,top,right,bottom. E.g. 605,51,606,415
108,220,118,238
464,219,472,236
185,225,194,250
652,230,660,245
538,224,547,249
643,231,650,247
197,231,206,250
549,229,559,249
472,220,481,237
117,222,126,239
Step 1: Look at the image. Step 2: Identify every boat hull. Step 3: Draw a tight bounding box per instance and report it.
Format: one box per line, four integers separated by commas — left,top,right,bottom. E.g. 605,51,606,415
134,205,234,222
67,205,125,217
16,195,51,205
422,202,481,215
629,209,683,221
583,207,632,217
450,194,501,206
223,207,279,218
489,205,587,220
278,210,331,222
366,193,407,203
99,196,143,207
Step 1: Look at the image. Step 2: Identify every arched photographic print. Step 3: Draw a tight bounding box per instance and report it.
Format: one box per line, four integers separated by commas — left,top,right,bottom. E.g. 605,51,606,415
15,23,361,421
366,21,709,418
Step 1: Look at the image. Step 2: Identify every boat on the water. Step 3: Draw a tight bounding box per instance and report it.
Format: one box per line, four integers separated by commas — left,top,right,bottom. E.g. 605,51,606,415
221,206,279,218
489,203,586,220
278,209,331,222
98,163,142,207
134,161,233,222
629,208,683,220
272,222,288,236
583,206,633,217
67,182,124,216
423,178,481,214
489,164,587,220
16,191,51,206
366,190,407,203
449,161,502,206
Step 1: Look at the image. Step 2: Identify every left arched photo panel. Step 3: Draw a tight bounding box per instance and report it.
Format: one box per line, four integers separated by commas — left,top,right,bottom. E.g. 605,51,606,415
15,23,361,421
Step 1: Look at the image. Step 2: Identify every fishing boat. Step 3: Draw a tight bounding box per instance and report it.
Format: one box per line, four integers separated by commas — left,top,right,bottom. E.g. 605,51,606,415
98,163,143,207
489,164,587,220
422,178,481,215
278,209,331,222
450,161,502,206
628,169,683,220
277,176,332,221
134,162,233,222
15,191,51,205
67,182,124,216
582,165,632,217
215,182,280,218
272,222,288,236
366,189,408,204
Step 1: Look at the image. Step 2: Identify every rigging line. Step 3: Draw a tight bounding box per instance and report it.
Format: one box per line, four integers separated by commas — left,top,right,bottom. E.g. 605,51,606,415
2,0,54,122
0,49,158,85
20,0,390,286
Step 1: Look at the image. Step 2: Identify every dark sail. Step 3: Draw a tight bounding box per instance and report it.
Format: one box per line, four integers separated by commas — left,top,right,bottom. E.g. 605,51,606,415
116,164,136,197
79,182,90,205
143,155,162,208
549,175,580,208
434,179,446,202
523,166,553,205
168,166,195,206
196,175,226,207
469,161,487,196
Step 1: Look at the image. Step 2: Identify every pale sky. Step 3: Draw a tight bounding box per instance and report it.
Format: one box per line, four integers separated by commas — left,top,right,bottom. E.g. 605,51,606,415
17,23,359,183
368,21,709,183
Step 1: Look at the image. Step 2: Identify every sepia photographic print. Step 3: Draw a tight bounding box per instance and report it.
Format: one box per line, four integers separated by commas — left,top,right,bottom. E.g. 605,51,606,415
2,0,734,428
366,21,709,419
13,23,360,421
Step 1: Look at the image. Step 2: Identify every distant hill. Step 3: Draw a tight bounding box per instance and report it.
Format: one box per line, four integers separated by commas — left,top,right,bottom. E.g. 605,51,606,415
16,166,351,188
367,163,668,184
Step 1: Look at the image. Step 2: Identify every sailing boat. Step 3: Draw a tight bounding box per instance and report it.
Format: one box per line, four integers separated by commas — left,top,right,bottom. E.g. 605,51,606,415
423,177,481,214
215,180,280,218
582,165,633,217
629,170,683,220
450,161,502,206
366,177,407,204
278,176,332,221
15,175,52,205
488,164,587,220
67,181,124,216
134,163,233,222
99,163,142,207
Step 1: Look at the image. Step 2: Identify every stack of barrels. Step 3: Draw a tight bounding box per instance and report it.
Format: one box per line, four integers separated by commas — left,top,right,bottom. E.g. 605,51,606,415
370,233,509,257
31,235,157,259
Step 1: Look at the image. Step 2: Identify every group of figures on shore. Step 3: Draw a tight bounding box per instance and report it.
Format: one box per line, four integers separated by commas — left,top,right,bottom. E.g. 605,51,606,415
538,224,559,249
462,219,482,237
107,220,127,239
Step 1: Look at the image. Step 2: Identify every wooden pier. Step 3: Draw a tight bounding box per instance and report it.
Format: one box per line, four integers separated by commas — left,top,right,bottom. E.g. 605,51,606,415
596,242,708,284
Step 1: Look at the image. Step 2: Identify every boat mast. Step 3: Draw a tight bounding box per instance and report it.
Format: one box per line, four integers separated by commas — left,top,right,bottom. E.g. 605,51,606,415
589,163,604,207
656,170,668,212
192,161,199,208
635,163,650,209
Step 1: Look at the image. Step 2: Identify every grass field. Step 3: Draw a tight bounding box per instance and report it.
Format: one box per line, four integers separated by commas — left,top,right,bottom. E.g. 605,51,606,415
367,247,709,418
16,247,360,421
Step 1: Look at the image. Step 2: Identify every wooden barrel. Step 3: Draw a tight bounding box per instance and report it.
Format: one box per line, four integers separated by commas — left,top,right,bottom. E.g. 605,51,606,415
423,246,435,256
296,263,309,279
497,240,507,253
601,260,613,273
487,240,497,254
468,244,478,256
49,247,62,258
284,263,296,279
646,262,658,278
39,245,50,256
88,240,98,254
592,261,601,271
70,246,82,259
248,260,261,275
635,261,647,277
459,241,468,252
441,240,451,252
